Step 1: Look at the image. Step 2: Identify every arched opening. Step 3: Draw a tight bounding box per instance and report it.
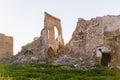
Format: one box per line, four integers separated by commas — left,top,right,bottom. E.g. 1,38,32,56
48,47,55,58
101,53,111,67
54,27,58,40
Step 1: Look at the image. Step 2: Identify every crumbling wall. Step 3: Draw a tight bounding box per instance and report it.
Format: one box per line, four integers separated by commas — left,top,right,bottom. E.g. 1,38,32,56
44,12,64,51
13,12,64,63
12,13,120,68
68,17,104,58
0,33,13,60
40,12,64,60
12,38,41,63
104,32,120,68
65,15,120,68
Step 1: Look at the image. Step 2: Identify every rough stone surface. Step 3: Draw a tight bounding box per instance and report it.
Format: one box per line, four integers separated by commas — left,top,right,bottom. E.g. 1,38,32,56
12,38,41,63
12,13,120,69
0,33,13,60
12,12,64,63
64,15,120,69
40,12,64,60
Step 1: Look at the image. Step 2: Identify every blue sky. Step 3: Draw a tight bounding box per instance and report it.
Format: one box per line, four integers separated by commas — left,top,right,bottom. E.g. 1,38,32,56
0,0,120,54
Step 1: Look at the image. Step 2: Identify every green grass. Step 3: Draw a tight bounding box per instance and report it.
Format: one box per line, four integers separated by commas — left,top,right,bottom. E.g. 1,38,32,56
0,62,120,80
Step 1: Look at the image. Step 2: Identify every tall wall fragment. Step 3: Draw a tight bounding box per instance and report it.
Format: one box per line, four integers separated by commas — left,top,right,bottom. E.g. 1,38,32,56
13,12,64,63
40,12,64,60
0,33,13,60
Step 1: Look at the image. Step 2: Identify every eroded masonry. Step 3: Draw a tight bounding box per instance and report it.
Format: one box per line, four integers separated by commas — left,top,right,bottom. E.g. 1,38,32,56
66,15,120,68
0,33,13,60
13,12,64,63
13,13,120,69
40,12,64,60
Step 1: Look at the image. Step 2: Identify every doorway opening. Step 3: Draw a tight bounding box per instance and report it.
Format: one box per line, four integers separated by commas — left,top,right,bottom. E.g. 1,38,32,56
101,53,111,67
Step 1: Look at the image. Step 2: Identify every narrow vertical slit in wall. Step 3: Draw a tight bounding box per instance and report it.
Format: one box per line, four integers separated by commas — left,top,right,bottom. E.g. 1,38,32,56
54,27,58,40
47,29,50,39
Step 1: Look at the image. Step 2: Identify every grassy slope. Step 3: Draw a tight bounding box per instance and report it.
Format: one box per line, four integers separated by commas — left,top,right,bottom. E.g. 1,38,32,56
0,62,120,80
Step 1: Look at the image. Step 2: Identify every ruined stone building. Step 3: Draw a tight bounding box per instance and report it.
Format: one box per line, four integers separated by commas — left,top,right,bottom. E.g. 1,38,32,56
0,33,13,60
12,12,120,69
40,12,64,60
13,12,64,63
67,15,120,68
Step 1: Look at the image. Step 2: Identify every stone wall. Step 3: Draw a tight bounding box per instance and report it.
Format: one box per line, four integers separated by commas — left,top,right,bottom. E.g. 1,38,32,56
0,33,13,60
68,17,104,58
44,12,64,51
40,12,64,60
12,13,120,68
66,15,120,68
12,12,64,63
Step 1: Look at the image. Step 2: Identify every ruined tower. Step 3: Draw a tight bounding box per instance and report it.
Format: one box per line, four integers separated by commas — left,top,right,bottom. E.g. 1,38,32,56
40,12,64,60
0,33,13,60
12,12,64,63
